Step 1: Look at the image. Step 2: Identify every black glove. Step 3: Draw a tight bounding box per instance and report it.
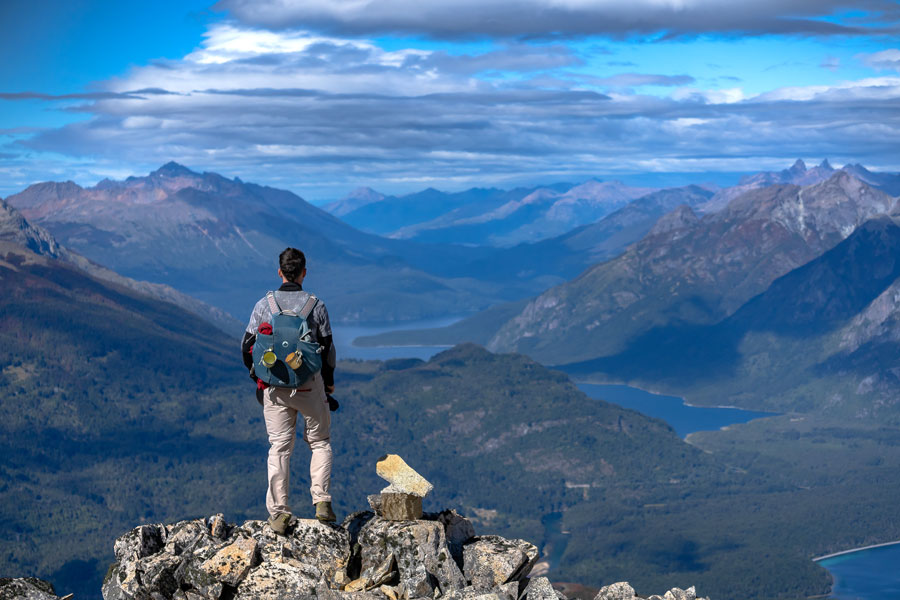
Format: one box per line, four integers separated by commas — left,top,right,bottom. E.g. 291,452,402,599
249,364,259,383
327,394,340,412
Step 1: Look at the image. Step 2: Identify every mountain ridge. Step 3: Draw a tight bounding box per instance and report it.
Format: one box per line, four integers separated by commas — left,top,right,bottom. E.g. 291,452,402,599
0,198,241,334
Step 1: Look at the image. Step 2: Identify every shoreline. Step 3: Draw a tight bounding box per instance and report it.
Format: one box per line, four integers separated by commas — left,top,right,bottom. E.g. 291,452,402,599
813,539,900,562
573,378,776,413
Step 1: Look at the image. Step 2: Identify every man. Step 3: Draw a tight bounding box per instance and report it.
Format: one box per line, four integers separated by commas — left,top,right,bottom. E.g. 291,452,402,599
241,247,337,532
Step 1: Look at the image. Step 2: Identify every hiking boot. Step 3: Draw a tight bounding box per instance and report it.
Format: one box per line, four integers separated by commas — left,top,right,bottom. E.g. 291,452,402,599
315,501,336,523
267,512,292,535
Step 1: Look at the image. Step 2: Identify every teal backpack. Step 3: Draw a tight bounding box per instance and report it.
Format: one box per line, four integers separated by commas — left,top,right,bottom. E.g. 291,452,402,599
252,292,323,388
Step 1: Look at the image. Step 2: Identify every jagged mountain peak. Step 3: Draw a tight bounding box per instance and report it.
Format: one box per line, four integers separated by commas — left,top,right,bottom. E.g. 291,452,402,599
820,158,834,170
0,197,62,257
152,161,198,177
789,158,807,173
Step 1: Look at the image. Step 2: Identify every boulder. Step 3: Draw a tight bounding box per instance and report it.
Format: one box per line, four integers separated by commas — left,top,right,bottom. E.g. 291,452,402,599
664,588,696,600
432,509,476,568
594,584,707,600
0,578,66,600
233,561,320,600
102,550,184,600
359,517,466,595
198,536,259,586
594,582,636,600
240,518,350,583
164,519,217,557
376,454,434,497
523,576,563,599
463,535,539,590
113,524,166,562
380,492,424,521
442,584,518,600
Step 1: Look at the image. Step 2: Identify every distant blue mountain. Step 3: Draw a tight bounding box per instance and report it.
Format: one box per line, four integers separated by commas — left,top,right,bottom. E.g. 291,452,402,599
327,180,655,246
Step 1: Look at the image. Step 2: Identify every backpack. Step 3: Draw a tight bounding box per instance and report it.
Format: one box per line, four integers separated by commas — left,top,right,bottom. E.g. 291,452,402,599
252,291,323,388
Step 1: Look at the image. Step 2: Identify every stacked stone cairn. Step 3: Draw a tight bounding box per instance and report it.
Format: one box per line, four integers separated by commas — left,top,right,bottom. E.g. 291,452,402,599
3,455,708,600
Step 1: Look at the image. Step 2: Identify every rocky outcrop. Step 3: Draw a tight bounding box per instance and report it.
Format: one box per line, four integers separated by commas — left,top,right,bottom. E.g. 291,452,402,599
94,455,708,600
0,578,71,600
97,510,708,600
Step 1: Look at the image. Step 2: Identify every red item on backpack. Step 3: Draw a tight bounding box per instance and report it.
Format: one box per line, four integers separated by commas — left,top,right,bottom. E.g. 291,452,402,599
258,322,272,335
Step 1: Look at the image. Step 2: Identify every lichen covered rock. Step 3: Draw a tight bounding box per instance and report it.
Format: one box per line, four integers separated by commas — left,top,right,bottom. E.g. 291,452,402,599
0,578,66,600
97,508,706,600
463,535,539,589
358,516,466,595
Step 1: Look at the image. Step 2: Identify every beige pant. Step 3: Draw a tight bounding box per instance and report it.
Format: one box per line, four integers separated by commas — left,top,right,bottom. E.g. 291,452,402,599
262,373,332,518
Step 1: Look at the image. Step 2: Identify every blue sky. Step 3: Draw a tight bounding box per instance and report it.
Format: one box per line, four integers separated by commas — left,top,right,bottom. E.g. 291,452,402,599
1,0,899,202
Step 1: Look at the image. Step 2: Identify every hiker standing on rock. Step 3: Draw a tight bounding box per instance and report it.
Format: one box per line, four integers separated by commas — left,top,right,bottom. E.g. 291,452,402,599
241,247,338,531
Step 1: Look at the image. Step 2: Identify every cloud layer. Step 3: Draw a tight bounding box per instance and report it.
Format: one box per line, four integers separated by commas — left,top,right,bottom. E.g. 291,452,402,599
3,22,900,198
217,0,900,38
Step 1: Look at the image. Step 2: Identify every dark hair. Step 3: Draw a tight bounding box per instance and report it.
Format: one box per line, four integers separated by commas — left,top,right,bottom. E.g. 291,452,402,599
279,247,306,281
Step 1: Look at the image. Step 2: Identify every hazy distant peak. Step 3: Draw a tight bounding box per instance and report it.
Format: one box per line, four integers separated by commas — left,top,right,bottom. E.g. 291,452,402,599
790,158,807,173
324,186,386,216
152,161,197,177
348,186,382,198
819,158,834,170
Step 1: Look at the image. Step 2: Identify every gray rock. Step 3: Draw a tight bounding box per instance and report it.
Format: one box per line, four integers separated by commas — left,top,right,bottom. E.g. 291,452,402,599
367,495,384,516
181,562,224,599
198,536,259,586
463,536,538,590
664,588,696,600
114,524,167,563
381,492,424,521
240,518,350,584
400,563,434,599
102,550,183,600
360,552,398,588
593,582,636,600
233,561,320,599
0,578,61,600
442,584,517,600
432,510,476,569
359,517,466,595
164,519,215,557
523,577,563,600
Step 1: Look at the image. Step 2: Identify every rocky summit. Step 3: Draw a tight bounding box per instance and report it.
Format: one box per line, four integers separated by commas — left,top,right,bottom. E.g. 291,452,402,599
80,507,709,600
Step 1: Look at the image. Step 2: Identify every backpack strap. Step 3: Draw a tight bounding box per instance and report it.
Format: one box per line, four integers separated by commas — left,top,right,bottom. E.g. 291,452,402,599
299,294,318,320
265,291,281,316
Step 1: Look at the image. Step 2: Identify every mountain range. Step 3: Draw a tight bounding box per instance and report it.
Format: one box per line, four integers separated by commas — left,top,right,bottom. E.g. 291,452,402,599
4,163,536,323
0,198,241,334
5,218,900,600
327,180,656,247
8,159,900,600
365,168,900,416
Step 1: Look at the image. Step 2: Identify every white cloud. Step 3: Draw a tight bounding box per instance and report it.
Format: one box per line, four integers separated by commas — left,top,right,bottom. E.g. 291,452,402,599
859,48,900,72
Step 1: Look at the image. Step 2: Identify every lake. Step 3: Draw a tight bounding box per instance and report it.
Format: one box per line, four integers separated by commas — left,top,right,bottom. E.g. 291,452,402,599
335,322,895,597
818,543,900,600
577,383,777,438
332,322,777,438
331,316,460,361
